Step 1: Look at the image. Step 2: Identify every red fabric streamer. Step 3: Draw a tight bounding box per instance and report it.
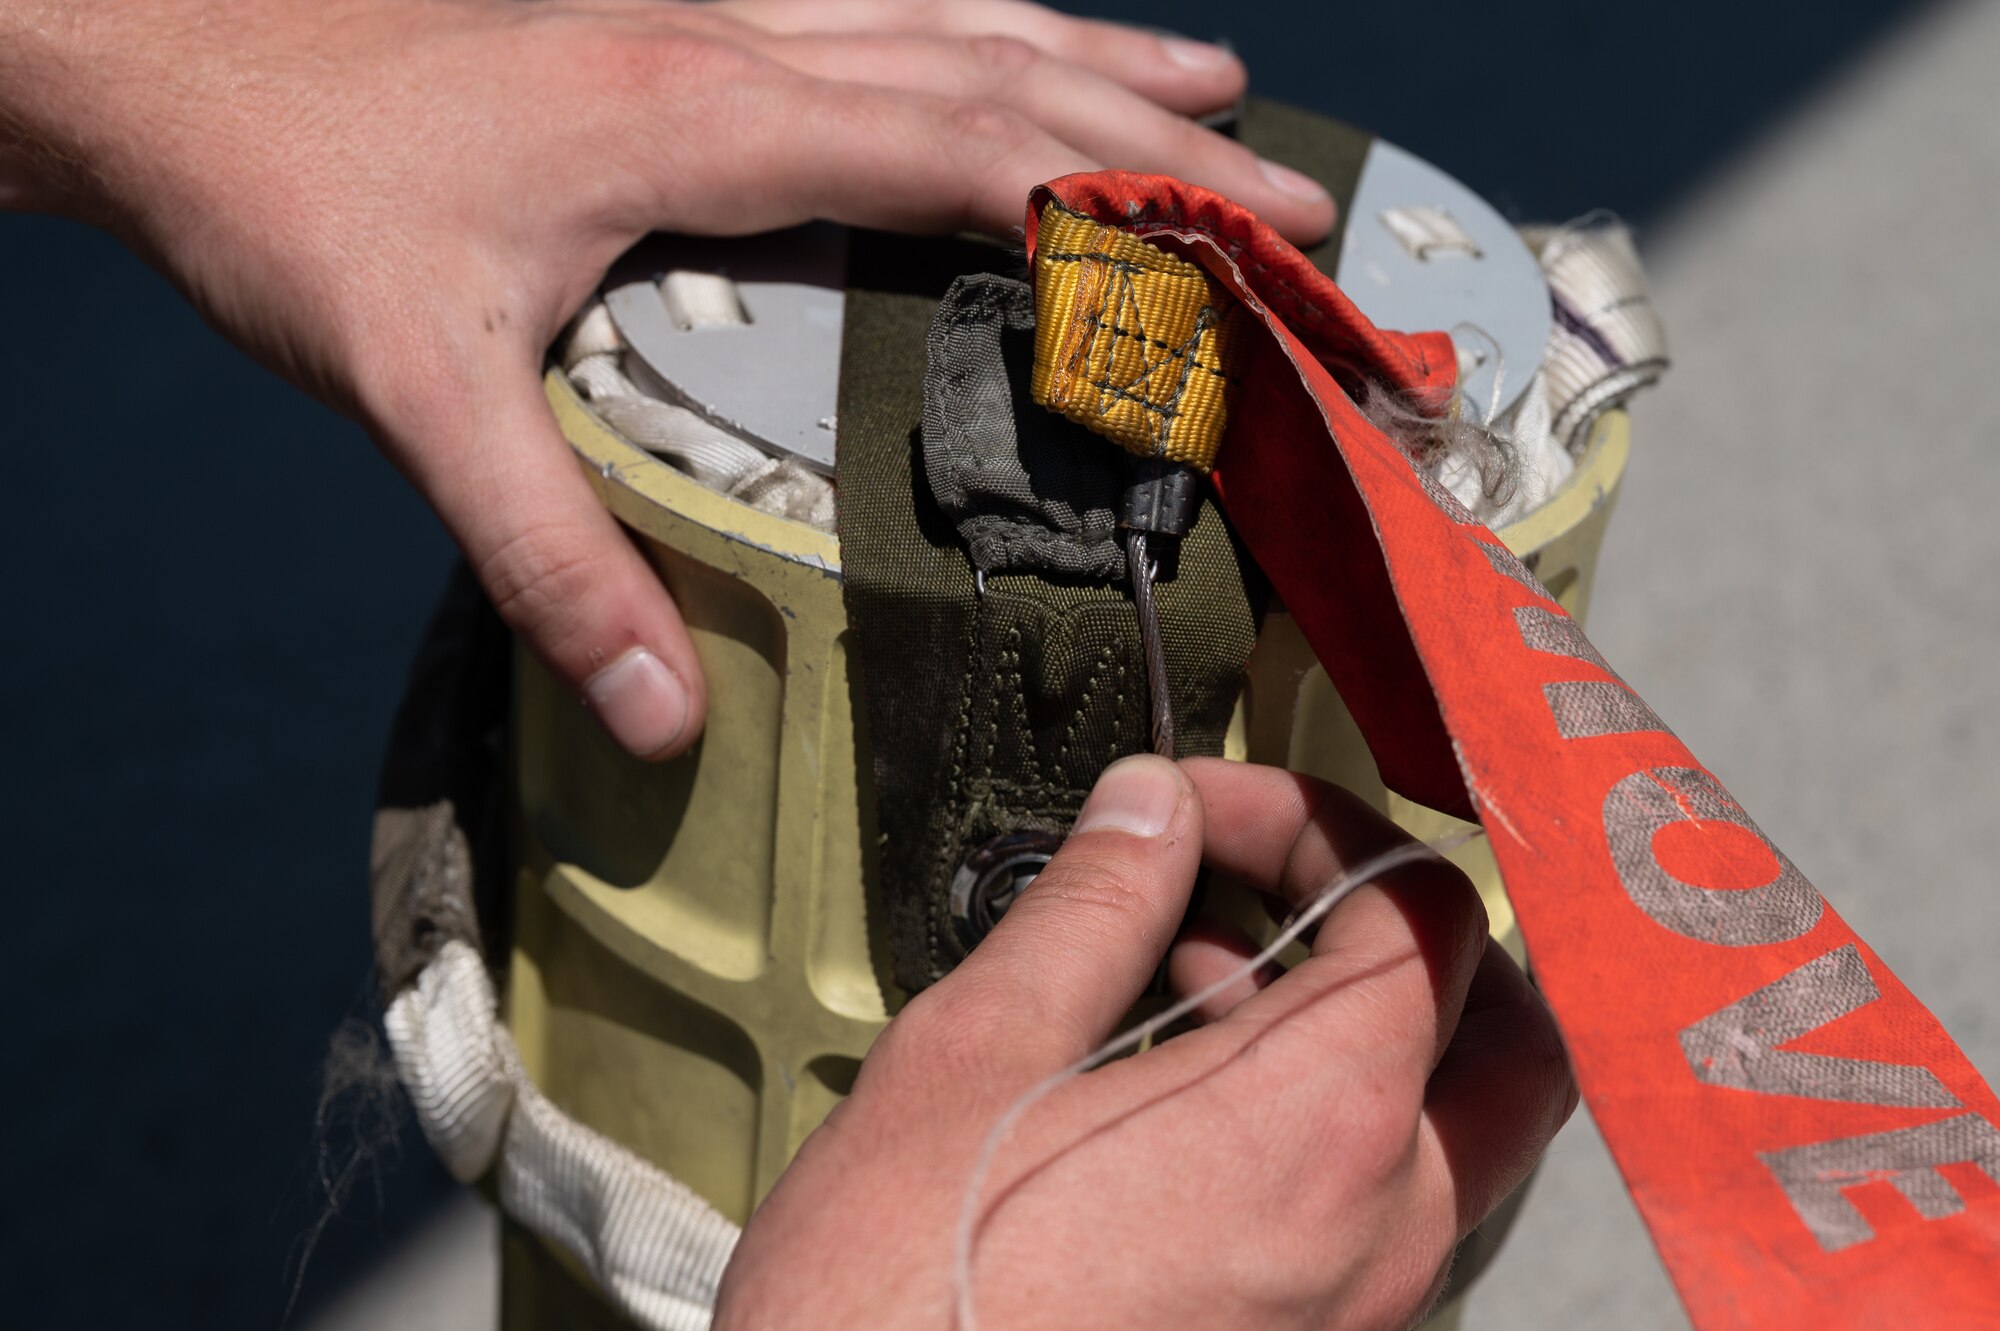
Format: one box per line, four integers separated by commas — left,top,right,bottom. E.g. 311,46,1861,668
1028,172,2000,1330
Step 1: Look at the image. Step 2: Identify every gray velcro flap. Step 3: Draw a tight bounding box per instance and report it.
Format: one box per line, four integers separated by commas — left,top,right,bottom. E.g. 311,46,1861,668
922,273,1128,582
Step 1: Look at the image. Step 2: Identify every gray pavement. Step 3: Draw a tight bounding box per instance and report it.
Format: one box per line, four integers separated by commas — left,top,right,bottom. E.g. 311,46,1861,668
303,1191,498,1331
304,1,2000,1325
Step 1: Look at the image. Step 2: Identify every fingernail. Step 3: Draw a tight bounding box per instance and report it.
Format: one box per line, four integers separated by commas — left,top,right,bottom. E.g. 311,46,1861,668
1258,157,1329,202
1073,754,1183,838
584,648,688,758
1162,36,1235,71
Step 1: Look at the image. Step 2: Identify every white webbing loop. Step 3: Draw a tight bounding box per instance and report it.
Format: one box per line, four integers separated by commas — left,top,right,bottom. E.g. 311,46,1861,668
1379,204,1485,261
385,941,740,1331
1523,217,1670,451
383,941,512,1184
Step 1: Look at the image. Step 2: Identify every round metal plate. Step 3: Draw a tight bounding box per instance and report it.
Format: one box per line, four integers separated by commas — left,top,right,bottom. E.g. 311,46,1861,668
1337,140,1549,423
604,223,847,475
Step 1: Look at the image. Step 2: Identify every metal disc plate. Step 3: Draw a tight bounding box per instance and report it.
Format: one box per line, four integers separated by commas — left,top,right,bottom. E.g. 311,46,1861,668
1337,139,1549,422
604,223,847,474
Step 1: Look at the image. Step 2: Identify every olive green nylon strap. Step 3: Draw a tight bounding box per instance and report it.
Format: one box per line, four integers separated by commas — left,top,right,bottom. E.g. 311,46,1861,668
836,235,1260,994
835,102,1373,993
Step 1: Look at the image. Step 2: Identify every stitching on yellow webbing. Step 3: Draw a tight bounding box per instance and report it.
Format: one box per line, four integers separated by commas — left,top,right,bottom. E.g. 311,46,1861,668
1030,206,1238,471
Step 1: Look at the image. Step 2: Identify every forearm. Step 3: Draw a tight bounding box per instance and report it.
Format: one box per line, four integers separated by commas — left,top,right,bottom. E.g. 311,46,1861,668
0,2,89,212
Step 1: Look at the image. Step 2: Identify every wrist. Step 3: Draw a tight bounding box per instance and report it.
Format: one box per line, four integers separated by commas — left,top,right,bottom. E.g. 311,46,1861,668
0,0,218,228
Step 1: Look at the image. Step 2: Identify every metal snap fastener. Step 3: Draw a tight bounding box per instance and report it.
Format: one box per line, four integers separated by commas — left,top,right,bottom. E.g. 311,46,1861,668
948,829,1063,951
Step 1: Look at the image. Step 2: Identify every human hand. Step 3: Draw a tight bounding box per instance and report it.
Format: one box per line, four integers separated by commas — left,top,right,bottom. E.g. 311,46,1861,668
0,0,1334,758
715,755,1577,1330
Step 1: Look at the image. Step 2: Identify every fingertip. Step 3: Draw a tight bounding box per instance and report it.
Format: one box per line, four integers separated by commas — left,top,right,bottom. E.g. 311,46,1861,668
1159,35,1239,75
944,753,1205,1070
1154,33,1247,108
484,513,711,762
1072,752,1193,840
584,646,697,760
1255,159,1338,245
548,537,711,761
431,394,711,763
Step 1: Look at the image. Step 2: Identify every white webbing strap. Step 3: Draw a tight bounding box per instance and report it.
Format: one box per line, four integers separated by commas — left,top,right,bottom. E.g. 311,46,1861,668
384,941,740,1330
560,303,838,533
1522,218,1669,451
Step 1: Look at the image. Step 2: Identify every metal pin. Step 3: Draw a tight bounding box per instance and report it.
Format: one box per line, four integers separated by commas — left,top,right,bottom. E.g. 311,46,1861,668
1127,529,1174,758
1119,458,1199,760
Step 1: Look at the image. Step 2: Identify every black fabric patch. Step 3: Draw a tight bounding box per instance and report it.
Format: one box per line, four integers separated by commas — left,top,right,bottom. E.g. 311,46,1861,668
923,273,1127,580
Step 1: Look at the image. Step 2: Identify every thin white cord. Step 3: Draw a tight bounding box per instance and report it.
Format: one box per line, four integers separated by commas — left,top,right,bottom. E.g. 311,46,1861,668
952,829,1480,1330
1447,320,1507,429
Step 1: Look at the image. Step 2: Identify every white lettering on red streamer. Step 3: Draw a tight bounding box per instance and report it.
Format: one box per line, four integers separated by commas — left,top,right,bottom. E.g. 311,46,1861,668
1509,565,2000,1252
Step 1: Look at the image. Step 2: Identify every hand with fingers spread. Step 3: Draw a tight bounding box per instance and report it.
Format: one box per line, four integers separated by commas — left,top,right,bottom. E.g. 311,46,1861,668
0,0,1332,756
718,756,1577,1330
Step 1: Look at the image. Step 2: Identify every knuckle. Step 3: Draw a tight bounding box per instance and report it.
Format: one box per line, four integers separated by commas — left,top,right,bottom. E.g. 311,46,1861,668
478,524,611,653
942,97,1035,163
1026,846,1156,928
631,30,750,85
1292,772,1349,837
1419,858,1491,950
888,0,949,27
1347,1079,1428,1175
1273,1103,1423,1254
964,33,1041,82
586,29,764,114
872,983,1013,1098
1270,1014,1424,1172
1360,1252,1457,1331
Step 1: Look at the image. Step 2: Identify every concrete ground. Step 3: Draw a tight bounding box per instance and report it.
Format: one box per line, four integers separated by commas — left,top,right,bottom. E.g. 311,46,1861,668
302,1,2000,1326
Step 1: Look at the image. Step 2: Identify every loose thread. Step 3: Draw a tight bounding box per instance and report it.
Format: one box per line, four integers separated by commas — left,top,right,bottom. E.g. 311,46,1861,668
952,828,1482,1330
1127,528,1173,758
1360,323,1526,517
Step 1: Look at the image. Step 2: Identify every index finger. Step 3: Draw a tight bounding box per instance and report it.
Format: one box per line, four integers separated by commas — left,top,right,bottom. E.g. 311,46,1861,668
1180,758,1488,1072
712,0,1248,117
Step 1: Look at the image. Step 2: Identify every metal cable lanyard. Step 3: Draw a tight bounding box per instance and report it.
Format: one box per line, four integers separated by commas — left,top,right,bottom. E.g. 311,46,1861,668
1027,171,2000,1331
1120,457,1200,759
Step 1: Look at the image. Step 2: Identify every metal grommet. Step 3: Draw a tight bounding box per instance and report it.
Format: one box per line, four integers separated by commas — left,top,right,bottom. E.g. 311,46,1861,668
948,829,1063,951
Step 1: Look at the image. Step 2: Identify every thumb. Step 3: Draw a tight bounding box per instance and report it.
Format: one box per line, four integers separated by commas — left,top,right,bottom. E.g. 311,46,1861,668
934,755,1203,1074
394,364,708,759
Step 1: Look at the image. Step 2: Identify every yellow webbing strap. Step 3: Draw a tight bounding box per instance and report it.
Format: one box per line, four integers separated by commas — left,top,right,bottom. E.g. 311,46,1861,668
1030,205,1239,471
